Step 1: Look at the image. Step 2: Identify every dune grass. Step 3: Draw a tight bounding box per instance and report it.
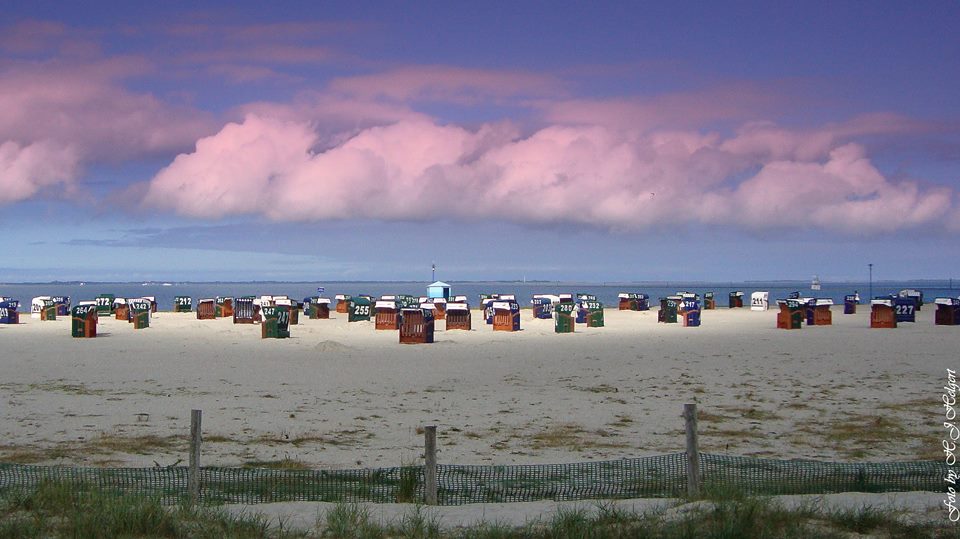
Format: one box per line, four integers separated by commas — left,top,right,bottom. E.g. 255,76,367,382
0,480,955,538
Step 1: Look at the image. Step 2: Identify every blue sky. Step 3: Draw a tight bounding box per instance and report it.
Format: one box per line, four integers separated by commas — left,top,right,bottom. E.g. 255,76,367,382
1,1,958,282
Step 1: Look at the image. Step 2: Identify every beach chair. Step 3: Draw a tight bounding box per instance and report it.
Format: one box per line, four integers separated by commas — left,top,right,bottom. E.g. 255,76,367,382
275,298,298,325
96,294,115,315
574,294,596,324
583,300,604,327
335,294,352,314
445,302,471,330
704,292,716,310
0,300,19,324
310,298,331,319
129,299,151,329
680,298,701,327
348,297,372,322
800,298,815,325
52,296,71,316
215,297,234,318
400,306,434,343
532,296,554,318
554,301,575,333
261,305,290,338
174,296,192,312
935,298,960,326
196,299,216,320
41,299,57,321
843,294,858,314
870,299,897,328
71,304,98,338
813,299,833,325
481,297,497,324
729,291,744,308
777,299,803,329
31,296,51,319
431,297,447,320
894,296,916,323
113,299,129,321
492,301,520,331
750,291,769,311
375,300,400,330
233,297,255,324
898,289,923,311
659,296,679,323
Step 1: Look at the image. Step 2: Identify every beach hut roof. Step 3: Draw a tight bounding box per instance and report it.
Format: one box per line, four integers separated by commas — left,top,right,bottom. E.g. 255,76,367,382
429,281,450,288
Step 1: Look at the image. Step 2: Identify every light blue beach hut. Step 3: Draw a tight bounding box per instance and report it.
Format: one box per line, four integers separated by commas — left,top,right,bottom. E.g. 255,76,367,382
427,281,451,300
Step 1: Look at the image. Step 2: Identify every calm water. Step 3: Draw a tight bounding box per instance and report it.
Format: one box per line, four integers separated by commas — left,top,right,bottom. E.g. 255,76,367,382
1,280,957,311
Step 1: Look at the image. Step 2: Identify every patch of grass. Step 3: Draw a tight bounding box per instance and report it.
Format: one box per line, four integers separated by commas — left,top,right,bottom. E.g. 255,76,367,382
324,503,381,539
0,480,290,538
255,429,374,448
0,434,184,464
1,482,956,538
396,504,441,538
526,424,629,451
242,457,312,470
826,505,893,534
572,384,619,394
719,405,781,421
696,409,732,423
395,466,420,504
89,433,183,454
0,447,51,464
703,426,762,440
877,398,931,413
824,415,911,444
27,381,107,396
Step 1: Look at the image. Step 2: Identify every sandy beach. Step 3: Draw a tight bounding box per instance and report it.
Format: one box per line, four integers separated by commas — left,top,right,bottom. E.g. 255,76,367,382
1,305,954,470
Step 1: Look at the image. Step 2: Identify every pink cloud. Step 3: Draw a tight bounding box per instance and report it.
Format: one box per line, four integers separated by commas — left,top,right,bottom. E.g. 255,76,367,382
0,20,67,53
0,57,216,205
0,140,79,204
0,19,102,59
206,64,295,83
720,113,933,162
162,21,363,41
179,44,336,66
539,84,783,131
702,144,953,232
144,114,956,234
328,66,565,103
0,59,216,160
235,93,433,141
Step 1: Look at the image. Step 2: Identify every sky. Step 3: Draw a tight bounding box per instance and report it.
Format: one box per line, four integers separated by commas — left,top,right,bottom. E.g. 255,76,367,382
1,1,958,282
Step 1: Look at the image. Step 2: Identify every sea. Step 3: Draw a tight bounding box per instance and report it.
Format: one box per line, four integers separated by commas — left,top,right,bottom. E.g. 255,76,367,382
1,279,958,311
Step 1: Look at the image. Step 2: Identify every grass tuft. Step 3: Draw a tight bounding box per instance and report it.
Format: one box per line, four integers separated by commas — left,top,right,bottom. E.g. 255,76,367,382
0,481,956,538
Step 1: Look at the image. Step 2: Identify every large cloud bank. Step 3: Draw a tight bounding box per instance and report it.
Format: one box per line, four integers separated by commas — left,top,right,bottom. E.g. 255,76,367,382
0,140,78,203
145,114,954,233
0,58,215,202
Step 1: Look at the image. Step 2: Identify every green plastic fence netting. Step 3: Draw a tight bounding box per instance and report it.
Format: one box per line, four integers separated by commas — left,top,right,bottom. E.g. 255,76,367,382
0,455,945,506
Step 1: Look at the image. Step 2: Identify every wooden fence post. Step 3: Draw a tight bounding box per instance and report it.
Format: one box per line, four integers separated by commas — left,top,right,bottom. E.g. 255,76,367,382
189,409,202,506
683,403,701,498
424,425,438,505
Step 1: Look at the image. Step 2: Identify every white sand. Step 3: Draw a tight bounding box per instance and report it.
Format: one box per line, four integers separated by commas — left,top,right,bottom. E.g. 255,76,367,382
222,491,947,532
3,306,957,526
1,306,954,469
